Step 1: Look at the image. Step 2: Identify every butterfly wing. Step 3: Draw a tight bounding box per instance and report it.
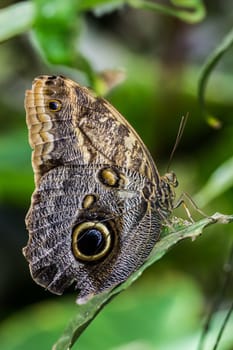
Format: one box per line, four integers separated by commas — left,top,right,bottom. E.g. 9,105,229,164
25,75,159,184
23,75,162,302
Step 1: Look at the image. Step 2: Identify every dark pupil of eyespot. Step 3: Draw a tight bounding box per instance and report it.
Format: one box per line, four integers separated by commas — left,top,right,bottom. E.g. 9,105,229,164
77,229,105,256
49,101,59,110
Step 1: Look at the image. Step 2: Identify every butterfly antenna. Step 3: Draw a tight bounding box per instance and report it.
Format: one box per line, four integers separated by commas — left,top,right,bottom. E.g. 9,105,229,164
166,113,189,173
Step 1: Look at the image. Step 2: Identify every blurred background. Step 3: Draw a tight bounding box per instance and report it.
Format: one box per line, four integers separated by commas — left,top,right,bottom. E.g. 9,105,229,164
0,0,233,349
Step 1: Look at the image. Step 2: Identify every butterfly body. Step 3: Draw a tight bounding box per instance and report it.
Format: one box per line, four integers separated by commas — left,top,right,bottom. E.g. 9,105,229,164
23,75,177,302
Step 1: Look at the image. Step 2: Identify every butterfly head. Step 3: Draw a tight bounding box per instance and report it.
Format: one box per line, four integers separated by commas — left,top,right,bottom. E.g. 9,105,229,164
163,171,179,189
157,171,178,215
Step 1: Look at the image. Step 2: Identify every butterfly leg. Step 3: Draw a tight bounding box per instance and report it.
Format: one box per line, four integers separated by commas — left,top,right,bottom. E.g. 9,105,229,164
174,192,209,222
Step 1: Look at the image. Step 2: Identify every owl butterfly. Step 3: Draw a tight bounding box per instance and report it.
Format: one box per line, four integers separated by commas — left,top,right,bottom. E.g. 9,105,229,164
23,75,178,303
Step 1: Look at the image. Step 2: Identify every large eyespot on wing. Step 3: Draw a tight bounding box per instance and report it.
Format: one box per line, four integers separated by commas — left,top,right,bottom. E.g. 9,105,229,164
72,221,115,262
23,164,162,300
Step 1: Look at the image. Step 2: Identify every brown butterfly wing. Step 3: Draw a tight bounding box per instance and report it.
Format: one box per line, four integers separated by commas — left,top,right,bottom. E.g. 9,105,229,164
25,75,159,184
23,75,162,302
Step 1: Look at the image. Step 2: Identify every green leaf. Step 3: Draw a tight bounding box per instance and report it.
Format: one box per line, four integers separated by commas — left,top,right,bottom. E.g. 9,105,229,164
127,0,206,24
53,212,233,350
0,1,35,42
198,27,233,125
32,0,96,84
33,0,79,66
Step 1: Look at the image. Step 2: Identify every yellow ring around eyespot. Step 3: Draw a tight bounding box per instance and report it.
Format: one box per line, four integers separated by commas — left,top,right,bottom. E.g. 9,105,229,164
48,99,62,112
72,221,112,262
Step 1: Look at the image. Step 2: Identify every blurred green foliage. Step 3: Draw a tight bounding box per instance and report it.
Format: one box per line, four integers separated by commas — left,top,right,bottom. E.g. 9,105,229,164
0,0,233,349
1,274,233,350
0,275,204,350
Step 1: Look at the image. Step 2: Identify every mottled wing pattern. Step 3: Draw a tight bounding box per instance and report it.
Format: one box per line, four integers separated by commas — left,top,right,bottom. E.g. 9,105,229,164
25,75,159,185
23,75,167,302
